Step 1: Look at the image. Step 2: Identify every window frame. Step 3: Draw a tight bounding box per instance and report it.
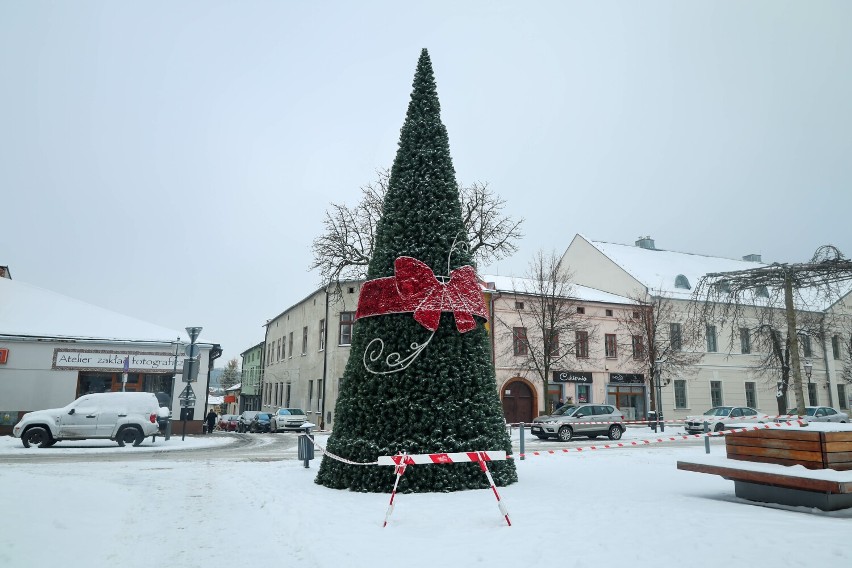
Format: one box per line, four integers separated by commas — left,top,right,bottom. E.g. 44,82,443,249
604,333,617,359
674,379,687,409
670,323,682,352
706,325,717,353
512,327,528,356
575,330,589,359
631,335,644,360
745,381,757,409
339,312,355,346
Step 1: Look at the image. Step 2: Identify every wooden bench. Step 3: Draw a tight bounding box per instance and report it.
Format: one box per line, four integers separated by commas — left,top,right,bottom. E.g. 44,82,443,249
677,427,852,511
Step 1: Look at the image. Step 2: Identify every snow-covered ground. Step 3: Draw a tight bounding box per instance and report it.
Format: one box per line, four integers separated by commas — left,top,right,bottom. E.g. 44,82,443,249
1,427,850,568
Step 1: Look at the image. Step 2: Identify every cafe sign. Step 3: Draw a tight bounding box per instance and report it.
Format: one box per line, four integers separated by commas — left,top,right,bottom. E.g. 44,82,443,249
552,371,593,383
52,349,186,373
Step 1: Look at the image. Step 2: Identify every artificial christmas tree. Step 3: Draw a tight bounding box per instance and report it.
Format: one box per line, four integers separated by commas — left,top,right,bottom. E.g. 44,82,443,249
315,49,517,492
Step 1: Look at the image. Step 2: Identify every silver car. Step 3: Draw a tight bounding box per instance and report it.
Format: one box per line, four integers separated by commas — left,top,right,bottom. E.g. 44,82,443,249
530,403,626,442
776,406,849,423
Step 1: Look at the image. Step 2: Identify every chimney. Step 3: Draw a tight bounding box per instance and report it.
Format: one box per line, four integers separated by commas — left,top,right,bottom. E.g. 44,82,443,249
742,254,762,262
635,236,656,250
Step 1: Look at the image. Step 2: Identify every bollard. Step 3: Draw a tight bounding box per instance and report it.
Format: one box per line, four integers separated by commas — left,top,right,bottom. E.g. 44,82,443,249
297,425,315,468
165,418,171,441
519,422,525,461
704,421,710,454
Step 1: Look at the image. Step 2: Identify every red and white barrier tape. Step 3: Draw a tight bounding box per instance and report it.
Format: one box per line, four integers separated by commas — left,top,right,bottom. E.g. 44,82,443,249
379,450,511,527
515,420,808,459
299,434,378,466
509,414,816,427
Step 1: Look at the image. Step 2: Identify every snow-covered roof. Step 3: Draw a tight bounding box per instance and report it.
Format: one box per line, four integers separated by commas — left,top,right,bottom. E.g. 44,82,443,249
585,236,765,300
207,395,224,405
226,383,241,392
482,274,636,305
0,276,211,345
580,235,851,310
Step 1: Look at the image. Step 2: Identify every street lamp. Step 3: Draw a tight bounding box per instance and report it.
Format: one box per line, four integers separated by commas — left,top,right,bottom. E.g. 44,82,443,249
653,359,664,433
803,359,813,406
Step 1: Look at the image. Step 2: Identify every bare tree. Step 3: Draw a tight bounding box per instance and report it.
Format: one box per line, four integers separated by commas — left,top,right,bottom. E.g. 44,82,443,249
615,290,703,414
495,250,596,414
310,169,524,285
691,245,852,415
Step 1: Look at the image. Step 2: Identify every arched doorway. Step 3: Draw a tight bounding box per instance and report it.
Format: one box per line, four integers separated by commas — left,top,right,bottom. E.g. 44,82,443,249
501,378,535,424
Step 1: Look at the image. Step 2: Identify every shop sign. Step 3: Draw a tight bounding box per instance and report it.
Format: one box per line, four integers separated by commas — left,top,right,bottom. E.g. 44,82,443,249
552,371,593,383
0,348,8,364
52,348,186,372
609,373,645,384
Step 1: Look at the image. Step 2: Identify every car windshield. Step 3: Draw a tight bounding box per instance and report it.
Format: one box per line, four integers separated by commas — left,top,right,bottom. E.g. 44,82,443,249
786,408,816,416
256,413,270,419
553,405,578,416
704,407,733,417
277,408,306,416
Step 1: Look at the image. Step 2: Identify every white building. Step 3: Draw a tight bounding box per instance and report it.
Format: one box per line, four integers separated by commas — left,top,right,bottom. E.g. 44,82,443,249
0,274,220,434
561,234,852,418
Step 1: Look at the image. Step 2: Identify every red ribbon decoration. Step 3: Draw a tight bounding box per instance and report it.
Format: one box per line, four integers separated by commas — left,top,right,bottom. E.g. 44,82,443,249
356,256,489,333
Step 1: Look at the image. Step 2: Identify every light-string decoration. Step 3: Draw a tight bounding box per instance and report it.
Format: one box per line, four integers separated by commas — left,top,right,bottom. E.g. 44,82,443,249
358,238,488,375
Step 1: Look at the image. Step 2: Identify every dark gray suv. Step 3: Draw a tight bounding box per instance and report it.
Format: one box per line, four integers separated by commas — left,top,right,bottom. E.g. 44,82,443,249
531,403,626,442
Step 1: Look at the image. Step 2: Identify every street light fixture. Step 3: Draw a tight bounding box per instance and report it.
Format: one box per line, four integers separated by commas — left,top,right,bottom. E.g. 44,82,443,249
653,358,664,433
804,359,813,406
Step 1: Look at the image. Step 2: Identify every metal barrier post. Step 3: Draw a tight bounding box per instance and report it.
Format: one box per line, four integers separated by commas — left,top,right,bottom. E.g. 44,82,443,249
704,421,710,454
519,423,525,461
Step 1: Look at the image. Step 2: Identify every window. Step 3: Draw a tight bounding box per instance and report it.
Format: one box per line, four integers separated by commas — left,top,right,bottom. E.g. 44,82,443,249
288,332,294,358
808,383,818,406
302,326,308,355
674,380,687,409
576,307,585,314
277,339,281,361
632,335,644,360
605,309,613,317
274,383,279,407
514,301,524,310
512,327,528,356
319,319,325,351
706,325,717,353
605,334,617,358
710,381,723,407
745,382,757,408
756,286,769,298
832,335,840,360
285,383,291,407
632,311,640,319
670,323,682,351
839,384,848,410
800,334,812,358
548,331,559,356
339,312,355,345
575,331,589,359
740,328,751,354
674,274,691,290
308,380,314,413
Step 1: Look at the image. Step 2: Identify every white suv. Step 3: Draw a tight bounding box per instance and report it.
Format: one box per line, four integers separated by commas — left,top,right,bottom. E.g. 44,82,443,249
12,392,163,448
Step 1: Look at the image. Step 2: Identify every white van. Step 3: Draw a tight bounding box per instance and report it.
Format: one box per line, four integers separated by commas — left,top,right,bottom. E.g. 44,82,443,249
12,392,163,448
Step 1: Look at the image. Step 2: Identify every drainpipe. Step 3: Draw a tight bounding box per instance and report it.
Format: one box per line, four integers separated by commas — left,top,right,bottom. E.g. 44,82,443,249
261,320,270,413
320,286,330,430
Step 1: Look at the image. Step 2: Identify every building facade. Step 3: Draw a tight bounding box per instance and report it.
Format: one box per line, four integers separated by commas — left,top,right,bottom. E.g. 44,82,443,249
0,274,220,435
239,342,264,412
561,234,852,419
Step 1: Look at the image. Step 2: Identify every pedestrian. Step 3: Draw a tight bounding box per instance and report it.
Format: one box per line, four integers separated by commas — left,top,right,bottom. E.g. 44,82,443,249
205,409,217,434
555,397,564,410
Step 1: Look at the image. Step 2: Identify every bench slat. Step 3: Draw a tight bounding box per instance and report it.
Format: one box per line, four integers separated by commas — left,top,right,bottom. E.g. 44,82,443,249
825,441,852,452
725,438,821,451
728,429,821,442
824,432,852,443
676,461,851,493
726,444,824,464
727,454,825,469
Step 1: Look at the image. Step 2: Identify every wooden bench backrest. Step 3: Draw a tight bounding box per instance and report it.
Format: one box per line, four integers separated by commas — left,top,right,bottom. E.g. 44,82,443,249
725,429,852,471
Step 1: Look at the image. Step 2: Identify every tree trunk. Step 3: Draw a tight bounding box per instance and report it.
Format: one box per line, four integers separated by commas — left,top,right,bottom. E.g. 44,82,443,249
784,274,807,415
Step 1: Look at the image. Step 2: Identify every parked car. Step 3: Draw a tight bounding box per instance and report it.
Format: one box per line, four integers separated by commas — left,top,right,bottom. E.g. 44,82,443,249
776,406,849,423
249,412,272,433
270,408,309,432
217,414,240,431
531,403,626,442
12,392,162,448
684,406,772,433
237,411,259,433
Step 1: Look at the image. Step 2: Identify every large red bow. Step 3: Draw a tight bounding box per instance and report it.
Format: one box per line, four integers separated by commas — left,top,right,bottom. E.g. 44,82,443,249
356,257,489,333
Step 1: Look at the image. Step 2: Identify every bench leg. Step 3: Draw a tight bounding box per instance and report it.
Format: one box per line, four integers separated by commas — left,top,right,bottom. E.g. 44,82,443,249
733,481,852,511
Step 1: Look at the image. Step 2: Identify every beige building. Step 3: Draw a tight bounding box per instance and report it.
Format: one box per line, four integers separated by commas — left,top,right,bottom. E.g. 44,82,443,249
561,234,852,419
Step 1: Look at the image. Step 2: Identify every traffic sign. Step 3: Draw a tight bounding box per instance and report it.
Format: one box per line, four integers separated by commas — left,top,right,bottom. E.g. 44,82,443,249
179,384,195,399
179,398,196,408
185,344,200,358
181,358,198,382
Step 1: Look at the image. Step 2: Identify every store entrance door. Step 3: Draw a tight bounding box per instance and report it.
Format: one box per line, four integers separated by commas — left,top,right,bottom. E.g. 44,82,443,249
502,379,535,424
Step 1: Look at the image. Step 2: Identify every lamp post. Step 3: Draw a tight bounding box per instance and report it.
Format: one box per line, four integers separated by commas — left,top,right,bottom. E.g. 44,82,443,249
804,358,813,406
181,326,203,441
653,359,664,433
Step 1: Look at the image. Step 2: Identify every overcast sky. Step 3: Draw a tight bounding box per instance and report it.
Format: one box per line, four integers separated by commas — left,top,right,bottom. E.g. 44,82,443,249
2,1,851,366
